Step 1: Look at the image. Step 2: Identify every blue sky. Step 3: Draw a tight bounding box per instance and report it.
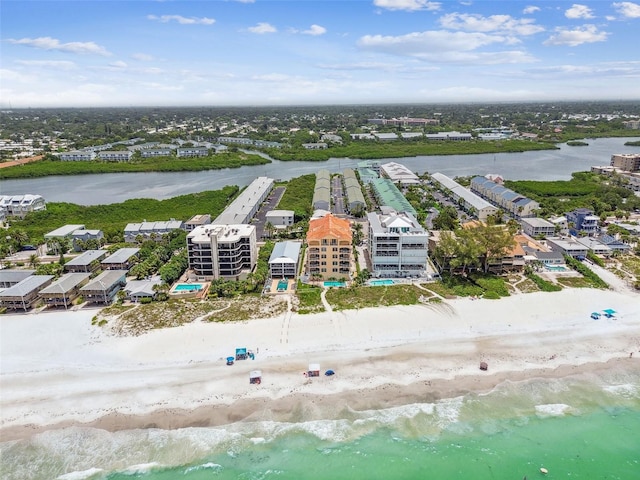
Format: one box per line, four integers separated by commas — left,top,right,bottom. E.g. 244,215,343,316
1,0,639,107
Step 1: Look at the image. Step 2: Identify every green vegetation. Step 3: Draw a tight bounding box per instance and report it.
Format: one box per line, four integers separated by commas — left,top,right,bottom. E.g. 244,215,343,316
587,251,605,267
277,174,316,220
624,140,640,146
566,140,589,146
295,282,323,314
525,268,563,292
0,152,270,179
5,186,238,245
564,255,609,289
506,171,640,217
265,139,557,162
325,284,429,310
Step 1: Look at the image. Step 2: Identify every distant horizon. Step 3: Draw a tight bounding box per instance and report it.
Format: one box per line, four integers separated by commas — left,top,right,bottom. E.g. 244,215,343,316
2,1,640,108
2,98,640,112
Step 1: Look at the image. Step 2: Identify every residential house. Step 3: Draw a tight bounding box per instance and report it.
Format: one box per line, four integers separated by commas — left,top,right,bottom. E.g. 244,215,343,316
0,194,46,218
80,270,127,305
546,237,588,259
269,241,302,279
64,250,108,273
566,208,599,236
0,269,35,288
265,210,295,228
101,248,140,270
0,275,54,311
520,217,555,238
39,273,91,308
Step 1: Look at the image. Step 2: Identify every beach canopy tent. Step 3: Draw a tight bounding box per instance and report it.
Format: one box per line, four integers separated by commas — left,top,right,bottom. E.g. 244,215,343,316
236,348,248,360
325,369,335,376
479,361,488,371
602,308,616,318
308,363,320,377
591,312,601,320
226,356,235,365
250,370,262,384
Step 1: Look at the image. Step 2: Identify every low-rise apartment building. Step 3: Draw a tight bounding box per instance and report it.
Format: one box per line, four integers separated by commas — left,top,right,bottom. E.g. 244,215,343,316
520,217,555,238
0,194,46,218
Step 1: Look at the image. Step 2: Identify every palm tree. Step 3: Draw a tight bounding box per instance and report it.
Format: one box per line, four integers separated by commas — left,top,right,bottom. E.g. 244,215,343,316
28,254,40,268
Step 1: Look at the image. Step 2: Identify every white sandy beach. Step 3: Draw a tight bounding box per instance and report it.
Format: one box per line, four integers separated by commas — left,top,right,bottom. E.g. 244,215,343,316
1,287,639,441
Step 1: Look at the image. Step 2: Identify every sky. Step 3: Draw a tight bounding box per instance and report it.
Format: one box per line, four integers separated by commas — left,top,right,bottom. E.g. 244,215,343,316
1,0,639,108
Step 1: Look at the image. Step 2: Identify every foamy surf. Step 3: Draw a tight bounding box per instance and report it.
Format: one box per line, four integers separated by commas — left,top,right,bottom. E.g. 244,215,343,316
534,403,573,417
56,468,103,480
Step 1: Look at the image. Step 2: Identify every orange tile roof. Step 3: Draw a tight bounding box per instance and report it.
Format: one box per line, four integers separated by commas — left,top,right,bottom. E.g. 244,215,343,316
307,214,352,242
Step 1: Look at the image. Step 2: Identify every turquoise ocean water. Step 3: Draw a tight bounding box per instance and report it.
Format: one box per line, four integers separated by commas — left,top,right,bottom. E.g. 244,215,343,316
2,367,639,480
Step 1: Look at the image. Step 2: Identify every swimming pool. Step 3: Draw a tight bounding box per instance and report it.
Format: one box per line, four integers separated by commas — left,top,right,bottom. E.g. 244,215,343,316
277,279,288,291
324,281,346,288
545,265,568,272
370,279,395,286
173,283,203,292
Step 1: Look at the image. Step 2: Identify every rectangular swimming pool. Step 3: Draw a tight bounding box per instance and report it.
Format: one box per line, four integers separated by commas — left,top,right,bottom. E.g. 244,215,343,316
277,279,288,291
174,283,203,292
323,281,346,287
370,279,395,286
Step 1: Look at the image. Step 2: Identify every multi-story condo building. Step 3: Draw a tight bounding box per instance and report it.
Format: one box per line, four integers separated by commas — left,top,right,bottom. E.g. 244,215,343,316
610,153,640,171
0,194,46,218
312,169,331,211
470,176,539,218
187,224,257,280
124,220,184,243
431,173,498,222
98,150,133,161
213,177,274,225
368,209,428,278
176,147,209,158
59,150,97,161
520,217,555,238
306,214,352,280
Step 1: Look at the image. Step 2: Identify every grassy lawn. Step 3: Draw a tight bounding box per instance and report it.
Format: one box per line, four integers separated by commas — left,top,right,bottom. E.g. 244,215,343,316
514,278,540,293
325,284,429,310
556,276,594,288
295,282,324,314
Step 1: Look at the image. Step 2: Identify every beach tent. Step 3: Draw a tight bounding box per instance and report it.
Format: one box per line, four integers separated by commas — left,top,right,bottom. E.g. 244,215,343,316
479,361,488,371
590,312,601,320
226,356,235,365
325,369,335,376
250,370,262,384
308,363,320,377
236,348,248,360
603,308,616,318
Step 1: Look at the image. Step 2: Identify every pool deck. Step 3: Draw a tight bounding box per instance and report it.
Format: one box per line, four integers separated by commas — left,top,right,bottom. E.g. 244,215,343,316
268,278,295,294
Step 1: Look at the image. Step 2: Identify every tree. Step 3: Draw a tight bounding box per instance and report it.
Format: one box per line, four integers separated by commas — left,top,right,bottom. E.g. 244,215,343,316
264,221,275,239
474,225,516,273
28,254,40,268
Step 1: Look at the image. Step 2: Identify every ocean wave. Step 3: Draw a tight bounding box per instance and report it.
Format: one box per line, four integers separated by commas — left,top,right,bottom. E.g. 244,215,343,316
119,462,162,475
184,462,222,474
602,383,639,399
534,403,573,417
56,468,103,480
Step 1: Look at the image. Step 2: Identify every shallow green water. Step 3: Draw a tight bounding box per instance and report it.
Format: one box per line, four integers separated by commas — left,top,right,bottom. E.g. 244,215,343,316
2,369,639,480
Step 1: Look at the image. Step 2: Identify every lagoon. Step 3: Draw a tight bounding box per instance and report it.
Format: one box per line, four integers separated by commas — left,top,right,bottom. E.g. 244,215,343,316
1,137,638,205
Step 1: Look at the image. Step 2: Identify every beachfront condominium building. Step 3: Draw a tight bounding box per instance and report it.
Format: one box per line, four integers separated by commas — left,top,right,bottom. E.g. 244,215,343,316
187,224,257,280
470,176,540,219
566,208,599,236
367,210,428,278
313,169,331,211
306,214,352,280
431,173,498,222
380,162,420,186
520,217,555,238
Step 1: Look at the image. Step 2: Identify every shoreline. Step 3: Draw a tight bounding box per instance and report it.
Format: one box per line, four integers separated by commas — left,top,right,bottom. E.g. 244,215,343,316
1,288,639,443
1,357,636,442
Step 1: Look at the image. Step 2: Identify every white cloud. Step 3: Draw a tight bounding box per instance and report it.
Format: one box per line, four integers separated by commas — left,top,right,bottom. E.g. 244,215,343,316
7,37,111,56
613,2,640,18
439,13,545,35
132,53,154,62
233,0,255,3
248,22,277,34
16,60,76,70
358,30,536,64
523,6,541,14
147,14,215,25
109,61,128,69
302,24,327,36
544,24,608,46
565,4,595,19
373,0,441,12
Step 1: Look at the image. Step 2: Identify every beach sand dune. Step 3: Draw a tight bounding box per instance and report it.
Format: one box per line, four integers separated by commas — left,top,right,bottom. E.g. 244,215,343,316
1,288,639,441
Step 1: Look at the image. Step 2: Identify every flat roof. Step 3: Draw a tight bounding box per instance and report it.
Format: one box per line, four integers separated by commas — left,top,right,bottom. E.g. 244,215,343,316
266,210,294,217
521,217,554,227
188,224,255,243
269,241,302,265
213,177,274,225
431,173,496,212
102,248,140,264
